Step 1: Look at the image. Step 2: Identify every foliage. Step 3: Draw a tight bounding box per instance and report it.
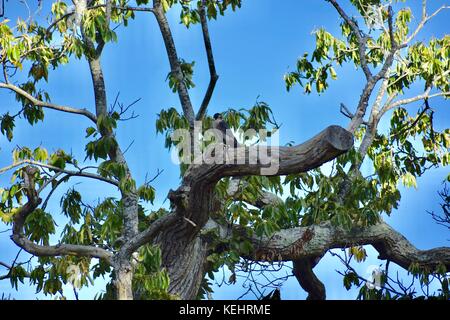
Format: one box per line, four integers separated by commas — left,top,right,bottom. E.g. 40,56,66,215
0,0,448,300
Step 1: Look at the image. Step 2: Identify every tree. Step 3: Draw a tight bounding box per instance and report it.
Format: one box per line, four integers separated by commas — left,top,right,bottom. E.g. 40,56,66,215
0,0,449,300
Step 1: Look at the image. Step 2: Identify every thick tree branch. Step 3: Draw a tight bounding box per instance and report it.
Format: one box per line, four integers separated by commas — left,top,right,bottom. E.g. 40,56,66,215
196,2,219,121
169,125,353,232
292,256,326,300
152,0,196,126
0,82,97,123
227,178,283,208
12,235,113,263
10,166,112,264
250,221,450,270
118,213,179,259
188,125,353,182
205,218,450,271
81,27,139,247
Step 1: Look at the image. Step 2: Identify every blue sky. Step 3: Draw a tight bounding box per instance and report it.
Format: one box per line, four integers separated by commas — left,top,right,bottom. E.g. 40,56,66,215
0,0,449,299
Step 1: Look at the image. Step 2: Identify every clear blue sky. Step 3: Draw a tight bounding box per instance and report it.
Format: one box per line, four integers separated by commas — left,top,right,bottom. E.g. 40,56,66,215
0,0,449,299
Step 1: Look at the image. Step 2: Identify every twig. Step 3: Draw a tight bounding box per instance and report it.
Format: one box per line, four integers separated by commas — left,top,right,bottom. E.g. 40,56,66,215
0,160,119,187
0,82,97,123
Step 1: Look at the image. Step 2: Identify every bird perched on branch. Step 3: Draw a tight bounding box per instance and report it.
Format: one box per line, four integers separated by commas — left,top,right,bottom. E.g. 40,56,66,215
212,113,240,148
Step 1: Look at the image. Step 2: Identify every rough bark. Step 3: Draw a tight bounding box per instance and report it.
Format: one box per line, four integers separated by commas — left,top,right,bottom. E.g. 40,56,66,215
84,36,139,299
115,261,134,300
4,1,449,302
157,125,353,298
157,232,209,299
248,221,450,270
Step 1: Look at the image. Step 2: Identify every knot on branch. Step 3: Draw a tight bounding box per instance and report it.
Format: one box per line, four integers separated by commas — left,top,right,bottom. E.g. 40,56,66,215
22,165,40,200
287,227,315,258
255,228,316,262
168,186,191,212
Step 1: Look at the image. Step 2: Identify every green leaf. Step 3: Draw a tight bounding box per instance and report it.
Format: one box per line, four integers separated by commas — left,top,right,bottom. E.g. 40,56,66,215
343,272,360,290
85,127,97,138
138,185,156,203
401,172,417,189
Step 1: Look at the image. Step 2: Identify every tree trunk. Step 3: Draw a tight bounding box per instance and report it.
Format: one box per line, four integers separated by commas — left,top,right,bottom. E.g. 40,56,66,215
157,223,209,299
116,262,134,300
155,125,355,299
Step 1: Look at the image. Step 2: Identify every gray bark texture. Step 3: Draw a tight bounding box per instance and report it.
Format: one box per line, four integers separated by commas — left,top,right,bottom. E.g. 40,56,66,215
157,125,354,298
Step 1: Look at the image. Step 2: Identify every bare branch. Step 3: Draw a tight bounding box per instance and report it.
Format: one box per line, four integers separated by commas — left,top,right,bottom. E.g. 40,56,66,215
340,103,354,119
405,4,450,45
0,82,97,123
144,168,164,184
41,173,67,211
0,160,119,187
152,0,196,126
427,184,450,230
110,93,141,121
422,0,427,20
387,5,396,48
196,2,219,121
382,90,450,115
